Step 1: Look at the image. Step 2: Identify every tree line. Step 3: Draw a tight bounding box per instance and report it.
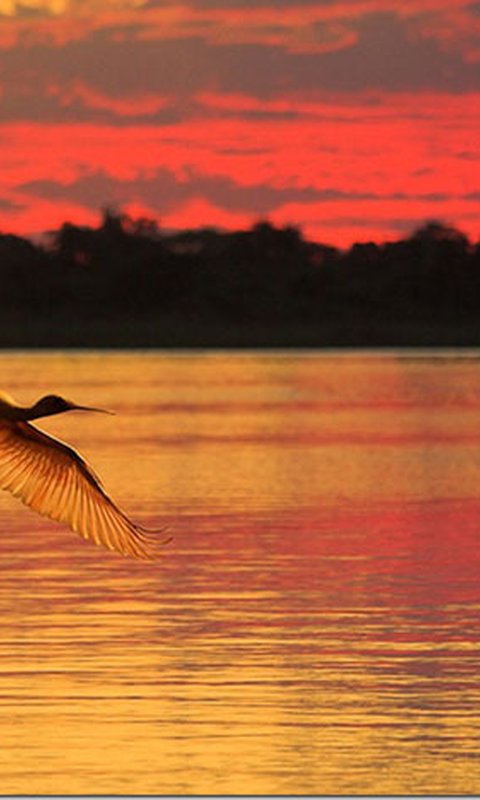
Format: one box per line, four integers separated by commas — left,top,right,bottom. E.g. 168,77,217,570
0,208,479,347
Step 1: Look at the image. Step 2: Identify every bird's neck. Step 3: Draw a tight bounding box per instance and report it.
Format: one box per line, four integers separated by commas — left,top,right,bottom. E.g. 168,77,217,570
2,400,57,421
0,402,30,422
0,395,67,421
24,400,59,420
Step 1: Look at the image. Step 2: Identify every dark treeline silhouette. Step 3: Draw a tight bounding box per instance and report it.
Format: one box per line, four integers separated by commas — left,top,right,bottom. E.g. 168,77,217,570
0,208,479,347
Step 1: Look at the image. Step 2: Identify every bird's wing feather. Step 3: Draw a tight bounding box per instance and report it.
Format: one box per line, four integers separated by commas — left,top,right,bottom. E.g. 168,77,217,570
0,420,166,559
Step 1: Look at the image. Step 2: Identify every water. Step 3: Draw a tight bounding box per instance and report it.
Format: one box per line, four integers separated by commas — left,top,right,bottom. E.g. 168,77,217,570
0,350,480,795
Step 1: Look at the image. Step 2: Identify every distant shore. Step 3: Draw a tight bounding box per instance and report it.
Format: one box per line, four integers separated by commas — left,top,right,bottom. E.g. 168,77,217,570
1,311,479,349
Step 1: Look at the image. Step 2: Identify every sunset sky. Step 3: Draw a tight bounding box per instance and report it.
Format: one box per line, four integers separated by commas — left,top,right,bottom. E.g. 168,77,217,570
0,0,478,246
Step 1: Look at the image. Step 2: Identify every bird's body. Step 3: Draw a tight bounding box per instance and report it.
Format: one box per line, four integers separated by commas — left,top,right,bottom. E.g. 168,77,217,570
0,391,167,559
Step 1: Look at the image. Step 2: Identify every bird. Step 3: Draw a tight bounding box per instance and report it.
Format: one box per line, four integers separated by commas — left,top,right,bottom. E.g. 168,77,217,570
0,391,169,559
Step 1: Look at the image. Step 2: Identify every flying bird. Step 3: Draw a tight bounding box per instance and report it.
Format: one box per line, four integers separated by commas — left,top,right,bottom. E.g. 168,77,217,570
0,391,168,559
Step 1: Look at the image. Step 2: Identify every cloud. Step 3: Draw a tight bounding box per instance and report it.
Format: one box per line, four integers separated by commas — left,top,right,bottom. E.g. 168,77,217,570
1,0,479,67
13,150,480,246
0,35,220,124
0,6,478,118
0,76,477,239
0,195,22,211
48,81,171,118
21,168,474,217
18,168,324,215
0,0,65,16
0,0,146,15
0,2,478,245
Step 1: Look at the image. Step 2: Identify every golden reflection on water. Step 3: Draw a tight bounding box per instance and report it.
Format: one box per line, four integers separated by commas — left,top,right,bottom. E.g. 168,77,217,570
0,352,480,793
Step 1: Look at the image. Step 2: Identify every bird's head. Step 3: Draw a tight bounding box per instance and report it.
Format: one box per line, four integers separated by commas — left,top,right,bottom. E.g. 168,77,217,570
32,394,113,419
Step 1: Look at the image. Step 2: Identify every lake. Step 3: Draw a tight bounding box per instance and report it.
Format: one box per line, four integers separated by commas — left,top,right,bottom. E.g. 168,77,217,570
0,350,480,795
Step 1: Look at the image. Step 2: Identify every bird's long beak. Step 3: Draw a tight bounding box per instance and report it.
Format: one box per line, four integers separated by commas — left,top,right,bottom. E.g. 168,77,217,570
71,404,115,415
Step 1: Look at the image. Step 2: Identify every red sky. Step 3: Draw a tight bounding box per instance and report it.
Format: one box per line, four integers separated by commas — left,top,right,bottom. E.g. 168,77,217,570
0,0,478,247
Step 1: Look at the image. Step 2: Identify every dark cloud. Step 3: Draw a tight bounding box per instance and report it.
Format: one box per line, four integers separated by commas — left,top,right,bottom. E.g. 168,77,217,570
320,216,438,235
456,151,480,161
211,12,480,95
0,35,213,125
19,169,321,215
145,0,331,6
381,217,440,235
0,88,187,125
0,11,478,126
18,169,465,221
0,2,46,17
0,197,23,212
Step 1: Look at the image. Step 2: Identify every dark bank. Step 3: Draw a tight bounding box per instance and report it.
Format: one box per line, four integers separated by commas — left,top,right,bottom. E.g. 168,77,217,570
1,208,479,348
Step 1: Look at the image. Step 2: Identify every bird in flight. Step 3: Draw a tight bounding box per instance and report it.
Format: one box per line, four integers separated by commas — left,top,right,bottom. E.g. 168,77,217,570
0,391,168,559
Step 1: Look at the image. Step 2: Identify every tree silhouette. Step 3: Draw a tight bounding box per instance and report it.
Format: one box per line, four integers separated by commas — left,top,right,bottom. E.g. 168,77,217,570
0,210,478,347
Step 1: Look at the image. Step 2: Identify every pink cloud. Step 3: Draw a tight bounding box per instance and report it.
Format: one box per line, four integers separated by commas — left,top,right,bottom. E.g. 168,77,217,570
48,81,169,117
272,195,480,239
0,0,477,56
409,5,480,61
0,85,478,245
160,196,251,232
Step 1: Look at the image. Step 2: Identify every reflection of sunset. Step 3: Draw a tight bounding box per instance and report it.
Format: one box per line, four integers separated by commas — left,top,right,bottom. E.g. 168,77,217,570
1,353,480,793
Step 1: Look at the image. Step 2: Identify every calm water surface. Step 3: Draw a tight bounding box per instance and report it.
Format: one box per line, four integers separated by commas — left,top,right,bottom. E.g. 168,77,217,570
0,351,480,794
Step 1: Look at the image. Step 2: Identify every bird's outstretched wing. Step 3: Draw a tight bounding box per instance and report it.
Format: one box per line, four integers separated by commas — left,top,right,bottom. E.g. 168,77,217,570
0,420,168,559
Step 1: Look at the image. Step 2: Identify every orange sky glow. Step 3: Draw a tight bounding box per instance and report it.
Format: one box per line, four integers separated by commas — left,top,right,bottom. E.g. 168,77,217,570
0,0,478,246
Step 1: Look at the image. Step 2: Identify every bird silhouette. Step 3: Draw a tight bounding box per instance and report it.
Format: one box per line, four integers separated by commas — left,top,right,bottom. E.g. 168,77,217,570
0,391,168,559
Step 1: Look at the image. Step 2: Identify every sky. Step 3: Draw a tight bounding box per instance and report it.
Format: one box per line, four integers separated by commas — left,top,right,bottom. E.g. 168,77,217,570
0,0,478,247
